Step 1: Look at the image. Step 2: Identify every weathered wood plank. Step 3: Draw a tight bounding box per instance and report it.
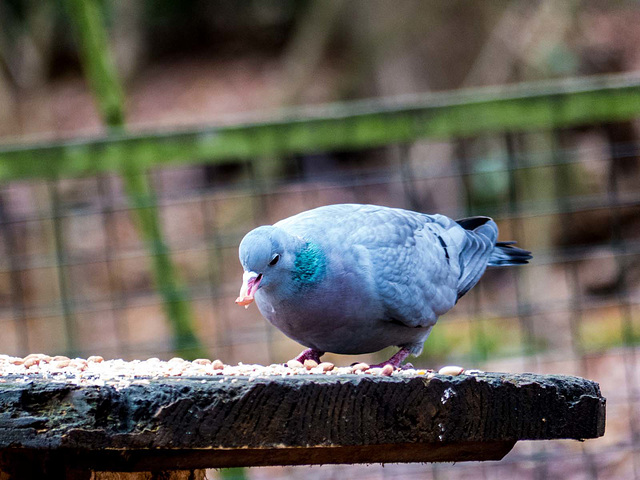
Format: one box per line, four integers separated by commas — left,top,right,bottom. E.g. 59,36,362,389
0,371,605,474
0,73,639,181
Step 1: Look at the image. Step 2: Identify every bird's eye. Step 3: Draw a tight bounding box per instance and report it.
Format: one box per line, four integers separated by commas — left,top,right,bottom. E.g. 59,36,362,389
268,254,280,266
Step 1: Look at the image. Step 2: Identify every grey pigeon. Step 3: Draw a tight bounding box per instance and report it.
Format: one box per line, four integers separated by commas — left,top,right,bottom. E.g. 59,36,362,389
236,204,531,367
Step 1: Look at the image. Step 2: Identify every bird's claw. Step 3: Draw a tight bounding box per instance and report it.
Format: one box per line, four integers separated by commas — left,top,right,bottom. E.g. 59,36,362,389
370,346,413,369
370,361,414,370
291,348,324,365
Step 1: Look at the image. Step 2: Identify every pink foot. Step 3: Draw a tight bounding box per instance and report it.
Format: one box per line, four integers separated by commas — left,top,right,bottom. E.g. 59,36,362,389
291,348,324,365
370,347,414,370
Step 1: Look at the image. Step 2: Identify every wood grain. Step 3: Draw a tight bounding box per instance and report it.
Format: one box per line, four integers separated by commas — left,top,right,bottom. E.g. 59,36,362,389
0,371,605,475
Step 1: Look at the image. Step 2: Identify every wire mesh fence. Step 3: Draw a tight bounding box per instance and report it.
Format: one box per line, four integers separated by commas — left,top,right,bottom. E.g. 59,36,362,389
0,76,639,478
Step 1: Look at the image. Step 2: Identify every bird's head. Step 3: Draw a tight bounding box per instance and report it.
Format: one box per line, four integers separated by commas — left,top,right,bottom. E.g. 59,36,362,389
235,226,297,307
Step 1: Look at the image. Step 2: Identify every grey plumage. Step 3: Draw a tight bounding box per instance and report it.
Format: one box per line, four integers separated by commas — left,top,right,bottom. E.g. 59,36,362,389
236,204,531,365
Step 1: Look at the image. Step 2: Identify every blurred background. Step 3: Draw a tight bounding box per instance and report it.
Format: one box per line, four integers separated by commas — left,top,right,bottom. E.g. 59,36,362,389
0,0,639,478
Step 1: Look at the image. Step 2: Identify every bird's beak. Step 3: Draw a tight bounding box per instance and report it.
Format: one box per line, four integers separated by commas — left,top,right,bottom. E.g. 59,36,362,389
235,271,262,308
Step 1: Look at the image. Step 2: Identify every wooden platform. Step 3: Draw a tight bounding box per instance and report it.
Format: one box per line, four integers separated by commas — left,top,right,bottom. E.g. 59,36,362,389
0,371,605,478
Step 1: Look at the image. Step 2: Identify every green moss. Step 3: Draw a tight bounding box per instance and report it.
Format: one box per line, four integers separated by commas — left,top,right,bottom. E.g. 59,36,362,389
2,75,640,181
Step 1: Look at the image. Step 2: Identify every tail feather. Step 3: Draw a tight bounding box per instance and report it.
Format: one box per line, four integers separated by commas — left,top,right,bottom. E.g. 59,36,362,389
489,242,532,266
456,216,497,242
453,215,531,300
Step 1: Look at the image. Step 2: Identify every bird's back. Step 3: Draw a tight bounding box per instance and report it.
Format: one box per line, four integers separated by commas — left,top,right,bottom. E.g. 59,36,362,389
276,205,466,327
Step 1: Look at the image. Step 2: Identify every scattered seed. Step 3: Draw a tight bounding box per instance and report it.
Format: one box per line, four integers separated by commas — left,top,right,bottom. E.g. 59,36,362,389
319,362,334,372
193,358,212,365
381,364,394,376
23,357,40,368
0,353,463,383
351,362,370,373
212,359,224,370
438,365,464,376
23,354,40,361
24,353,48,364
304,359,318,369
70,359,88,371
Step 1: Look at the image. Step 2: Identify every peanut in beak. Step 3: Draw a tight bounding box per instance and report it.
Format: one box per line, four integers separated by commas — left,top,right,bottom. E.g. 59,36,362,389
235,295,254,308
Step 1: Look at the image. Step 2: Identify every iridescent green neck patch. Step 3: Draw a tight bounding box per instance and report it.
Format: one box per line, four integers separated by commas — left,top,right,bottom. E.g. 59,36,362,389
293,242,326,287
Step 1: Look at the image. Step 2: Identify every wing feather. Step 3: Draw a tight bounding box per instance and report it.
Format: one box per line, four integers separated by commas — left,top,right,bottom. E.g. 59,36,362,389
454,217,499,299
277,204,483,329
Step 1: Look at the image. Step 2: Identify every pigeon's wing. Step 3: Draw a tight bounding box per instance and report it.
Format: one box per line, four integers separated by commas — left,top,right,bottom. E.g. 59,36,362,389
358,210,468,328
453,217,499,299
276,204,497,328
282,205,462,328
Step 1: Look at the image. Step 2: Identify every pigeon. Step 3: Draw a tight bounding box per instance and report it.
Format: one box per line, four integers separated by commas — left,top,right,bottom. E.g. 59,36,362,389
235,204,531,367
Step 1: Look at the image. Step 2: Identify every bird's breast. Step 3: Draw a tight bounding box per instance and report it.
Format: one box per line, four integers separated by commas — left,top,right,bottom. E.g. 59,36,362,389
254,269,385,353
